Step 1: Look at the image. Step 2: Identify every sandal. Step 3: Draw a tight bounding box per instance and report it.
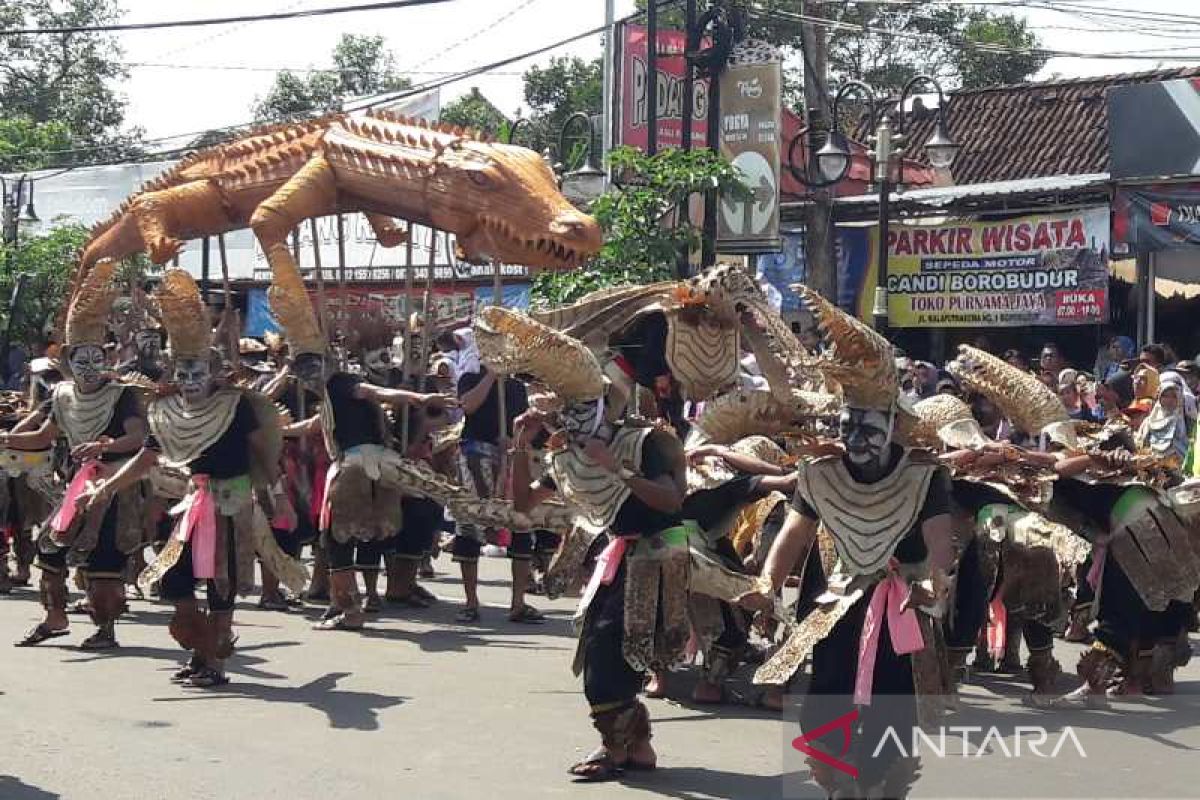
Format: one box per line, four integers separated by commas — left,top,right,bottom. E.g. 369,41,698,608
79,630,119,651
455,607,481,623
257,596,290,612
509,605,545,624
568,748,624,782
67,600,91,616
364,596,382,614
185,667,230,688
313,613,364,631
14,623,70,647
171,658,203,683
411,584,437,604
390,594,431,609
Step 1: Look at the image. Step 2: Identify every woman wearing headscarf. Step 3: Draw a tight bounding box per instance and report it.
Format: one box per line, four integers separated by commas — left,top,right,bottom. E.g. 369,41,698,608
1137,372,1190,462
1128,364,1159,428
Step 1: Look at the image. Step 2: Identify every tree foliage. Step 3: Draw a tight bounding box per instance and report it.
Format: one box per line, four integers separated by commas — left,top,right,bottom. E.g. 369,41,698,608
439,88,510,138
636,0,1047,101
252,34,412,122
515,56,602,158
531,146,750,307
0,0,141,169
0,224,154,349
0,117,73,171
0,224,87,348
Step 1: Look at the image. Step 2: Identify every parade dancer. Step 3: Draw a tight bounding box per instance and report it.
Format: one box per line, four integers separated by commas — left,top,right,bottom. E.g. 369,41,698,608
80,270,305,687
474,307,692,782
743,287,955,798
265,248,451,632
0,391,57,593
7,261,148,650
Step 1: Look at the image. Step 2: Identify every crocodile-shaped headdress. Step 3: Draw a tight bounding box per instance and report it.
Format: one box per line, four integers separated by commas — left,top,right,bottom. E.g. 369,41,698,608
791,283,899,412
946,344,1077,450
155,270,211,361
474,306,604,402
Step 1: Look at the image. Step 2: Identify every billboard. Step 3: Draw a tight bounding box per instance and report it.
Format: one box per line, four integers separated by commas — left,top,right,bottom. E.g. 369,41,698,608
618,23,708,151
760,208,1111,328
716,60,782,254
866,207,1111,328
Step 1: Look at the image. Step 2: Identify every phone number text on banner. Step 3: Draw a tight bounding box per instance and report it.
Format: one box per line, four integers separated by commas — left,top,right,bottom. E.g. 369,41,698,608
877,206,1110,328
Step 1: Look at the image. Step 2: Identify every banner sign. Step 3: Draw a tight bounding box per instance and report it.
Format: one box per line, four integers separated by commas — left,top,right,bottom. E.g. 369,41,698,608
717,60,782,254
618,23,708,151
244,283,530,338
756,228,871,315
867,207,1111,328
1114,184,1200,252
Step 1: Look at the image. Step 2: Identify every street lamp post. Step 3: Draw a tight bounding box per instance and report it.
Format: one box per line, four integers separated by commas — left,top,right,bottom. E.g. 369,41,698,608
787,75,957,335
557,112,606,208
1,174,39,248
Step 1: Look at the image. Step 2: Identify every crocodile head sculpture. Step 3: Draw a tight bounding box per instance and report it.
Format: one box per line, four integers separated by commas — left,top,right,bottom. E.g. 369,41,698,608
415,135,603,267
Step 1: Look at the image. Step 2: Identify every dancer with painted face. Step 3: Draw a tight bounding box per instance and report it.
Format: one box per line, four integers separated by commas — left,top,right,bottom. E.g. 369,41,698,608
6,261,148,650
80,270,305,687
474,306,688,782
342,317,411,611
267,250,453,632
118,325,166,382
743,287,955,799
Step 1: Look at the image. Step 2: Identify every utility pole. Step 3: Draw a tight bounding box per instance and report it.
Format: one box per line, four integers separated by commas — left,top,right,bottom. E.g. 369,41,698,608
647,0,658,155
800,0,837,301
601,0,615,179
677,0,698,279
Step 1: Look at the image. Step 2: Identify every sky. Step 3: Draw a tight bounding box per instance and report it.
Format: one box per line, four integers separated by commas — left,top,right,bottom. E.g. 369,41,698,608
106,0,1200,144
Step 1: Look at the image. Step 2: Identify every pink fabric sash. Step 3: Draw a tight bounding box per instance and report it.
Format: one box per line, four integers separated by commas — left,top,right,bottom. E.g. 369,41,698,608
318,462,338,532
986,596,1008,660
174,475,218,580
853,563,926,706
577,536,634,615
1086,537,1109,592
50,460,103,540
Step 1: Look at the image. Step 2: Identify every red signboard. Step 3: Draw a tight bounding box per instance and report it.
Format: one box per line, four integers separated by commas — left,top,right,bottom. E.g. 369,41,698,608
619,23,708,151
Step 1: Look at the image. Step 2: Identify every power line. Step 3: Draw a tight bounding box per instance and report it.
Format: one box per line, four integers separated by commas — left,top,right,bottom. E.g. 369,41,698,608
120,61,523,76
752,4,1200,61
403,0,544,71
15,0,677,171
0,0,455,36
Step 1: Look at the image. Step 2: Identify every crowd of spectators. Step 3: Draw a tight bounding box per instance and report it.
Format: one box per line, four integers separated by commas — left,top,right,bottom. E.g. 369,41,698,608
897,335,1200,463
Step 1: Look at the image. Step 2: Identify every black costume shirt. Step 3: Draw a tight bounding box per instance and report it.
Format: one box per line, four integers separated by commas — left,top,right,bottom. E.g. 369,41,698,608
145,396,259,480
326,372,384,451
457,367,528,446
540,432,682,537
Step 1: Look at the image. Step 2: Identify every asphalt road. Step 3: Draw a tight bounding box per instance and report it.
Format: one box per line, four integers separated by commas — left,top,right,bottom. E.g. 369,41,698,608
1,555,1197,800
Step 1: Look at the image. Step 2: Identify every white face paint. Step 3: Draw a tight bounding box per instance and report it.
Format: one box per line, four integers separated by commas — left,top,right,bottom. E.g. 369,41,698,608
173,357,213,404
134,330,163,361
293,353,326,390
363,346,393,377
68,345,107,390
839,407,892,467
